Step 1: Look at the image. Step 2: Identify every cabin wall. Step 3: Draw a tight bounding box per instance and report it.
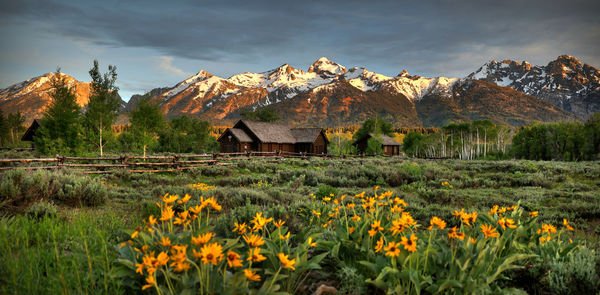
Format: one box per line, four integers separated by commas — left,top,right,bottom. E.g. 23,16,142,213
382,145,400,156
313,133,327,154
295,143,312,153
259,143,294,153
218,134,240,153
355,137,369,153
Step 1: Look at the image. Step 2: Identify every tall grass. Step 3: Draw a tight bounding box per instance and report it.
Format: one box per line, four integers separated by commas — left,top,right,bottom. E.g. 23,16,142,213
0,212,126,294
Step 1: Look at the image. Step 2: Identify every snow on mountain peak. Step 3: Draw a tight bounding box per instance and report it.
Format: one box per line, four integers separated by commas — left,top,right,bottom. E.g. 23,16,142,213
164,70,217,98
382,75,458,101
308,57,347,77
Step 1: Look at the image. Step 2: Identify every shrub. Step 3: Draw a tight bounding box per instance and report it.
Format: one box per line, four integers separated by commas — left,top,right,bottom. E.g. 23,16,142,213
0,169,107,211
546,247,599,294
337,265,367,295
26,201,58,219
314,184,339,200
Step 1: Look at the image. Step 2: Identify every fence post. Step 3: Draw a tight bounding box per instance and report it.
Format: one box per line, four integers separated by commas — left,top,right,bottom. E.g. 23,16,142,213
56,154,63,168
120,154,128,171
173,155,179,170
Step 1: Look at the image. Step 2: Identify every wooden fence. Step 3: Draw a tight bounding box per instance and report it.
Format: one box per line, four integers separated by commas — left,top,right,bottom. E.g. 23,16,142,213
0,151,386,174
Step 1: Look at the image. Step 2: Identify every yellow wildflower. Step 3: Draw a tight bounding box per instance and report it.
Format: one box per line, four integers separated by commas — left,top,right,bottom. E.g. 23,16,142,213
384,241,401,257
247,247,267,263
226,250,243,268
278,253,296,270
274,219,286,228
160,206,175,221
244,269,261,281
200,242,223,266
563,219,574,231
162,193,179,204
279,231,290,240
481,224,500,239
243,234,265,247
192,232,214,246
400,233,418,252
142,275,155,290
233,222,248,235
375,236,384,253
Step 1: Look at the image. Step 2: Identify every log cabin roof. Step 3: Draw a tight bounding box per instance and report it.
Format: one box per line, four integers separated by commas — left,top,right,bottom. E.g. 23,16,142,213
235,120,297,143
353,133,401,146
21,119,41,141
290,128,329,143
225,128,253,142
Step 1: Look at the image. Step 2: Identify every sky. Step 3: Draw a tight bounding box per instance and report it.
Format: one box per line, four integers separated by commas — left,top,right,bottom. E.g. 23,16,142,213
1,0,599,101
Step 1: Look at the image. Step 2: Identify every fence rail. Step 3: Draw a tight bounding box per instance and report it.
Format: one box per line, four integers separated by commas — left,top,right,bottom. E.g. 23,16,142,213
0,152,393,174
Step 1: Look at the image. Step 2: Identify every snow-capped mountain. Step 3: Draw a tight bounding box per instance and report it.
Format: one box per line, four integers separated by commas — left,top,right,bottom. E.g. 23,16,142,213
0,73,92,125
146,57,468,124
1,56,584,128
467,55,600,119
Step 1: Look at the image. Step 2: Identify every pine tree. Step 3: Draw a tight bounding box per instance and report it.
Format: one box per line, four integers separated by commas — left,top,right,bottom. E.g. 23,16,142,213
241,106,280,122
34,71,83,155
84,60,121,157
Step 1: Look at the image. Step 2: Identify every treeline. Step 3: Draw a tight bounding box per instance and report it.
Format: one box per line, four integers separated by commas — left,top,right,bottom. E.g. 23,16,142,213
511,115,600,161
27,61,218,156
0,111,25,147
403,120,512,159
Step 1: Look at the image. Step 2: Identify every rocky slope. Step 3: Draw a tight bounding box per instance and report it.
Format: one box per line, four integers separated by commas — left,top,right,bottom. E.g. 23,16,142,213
467,55,600,119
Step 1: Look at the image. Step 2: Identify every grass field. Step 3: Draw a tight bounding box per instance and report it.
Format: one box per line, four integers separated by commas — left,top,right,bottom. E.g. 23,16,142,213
1,157,599,294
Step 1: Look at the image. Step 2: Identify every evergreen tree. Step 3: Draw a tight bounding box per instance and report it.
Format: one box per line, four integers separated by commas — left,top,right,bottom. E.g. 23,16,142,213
241,106,280,122
127,95,164,157
34,71,83,155
84,60,121,156
583,113,600,160
352,117,394,141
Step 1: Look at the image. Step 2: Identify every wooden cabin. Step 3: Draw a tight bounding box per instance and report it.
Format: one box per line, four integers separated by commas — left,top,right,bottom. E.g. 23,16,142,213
217,120,329,154
217,128,252,153
353,133,401,156
291,128,328,154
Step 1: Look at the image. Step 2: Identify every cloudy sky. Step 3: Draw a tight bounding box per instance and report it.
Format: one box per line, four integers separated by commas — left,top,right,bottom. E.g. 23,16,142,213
1,0,599,101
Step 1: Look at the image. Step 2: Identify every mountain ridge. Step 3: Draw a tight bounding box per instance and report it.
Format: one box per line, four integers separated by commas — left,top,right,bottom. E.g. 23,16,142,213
1,55,592,127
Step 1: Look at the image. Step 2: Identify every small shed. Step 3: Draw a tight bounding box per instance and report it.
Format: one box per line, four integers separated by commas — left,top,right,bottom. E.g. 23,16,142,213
21,119,41,142
353,133,401,156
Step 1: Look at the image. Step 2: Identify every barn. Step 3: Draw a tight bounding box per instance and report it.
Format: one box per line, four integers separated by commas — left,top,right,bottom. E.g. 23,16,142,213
353,133,401,156
217,120,328,154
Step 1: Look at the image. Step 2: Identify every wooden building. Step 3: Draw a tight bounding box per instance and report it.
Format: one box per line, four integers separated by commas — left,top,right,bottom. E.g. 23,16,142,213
290,128,328,154
21,119,41,142
217,120,328,154
353,133,401,156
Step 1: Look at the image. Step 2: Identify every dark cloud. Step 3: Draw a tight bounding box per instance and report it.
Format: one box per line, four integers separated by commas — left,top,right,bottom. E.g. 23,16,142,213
1,0,599,88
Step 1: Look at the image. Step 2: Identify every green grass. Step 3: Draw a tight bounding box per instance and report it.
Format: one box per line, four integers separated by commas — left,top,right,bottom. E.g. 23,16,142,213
1,157,599,294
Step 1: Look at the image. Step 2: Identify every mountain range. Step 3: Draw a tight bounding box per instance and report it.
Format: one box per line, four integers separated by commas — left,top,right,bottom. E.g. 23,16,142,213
2,55,597,127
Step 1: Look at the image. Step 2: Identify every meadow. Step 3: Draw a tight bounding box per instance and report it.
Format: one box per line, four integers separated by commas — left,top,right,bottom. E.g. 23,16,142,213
1,157,599,294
